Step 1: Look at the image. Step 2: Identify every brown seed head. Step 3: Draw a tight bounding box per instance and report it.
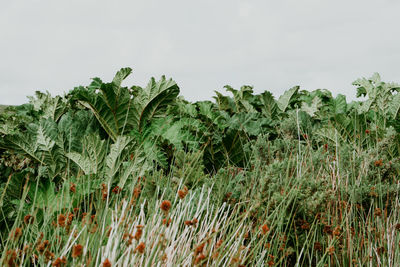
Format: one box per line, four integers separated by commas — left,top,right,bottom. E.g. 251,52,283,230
194,253,206,265
67,213,74,225
112,186,121,194
333,226,341,237
300,221,310,230
195,243,205,255
24,214,34,224
375,208,382,217
323,225,332,235
36,240,49,254
133,186,141,199
72,244,83,258
374,159,383,167
135,242,145,254
45,250,55,261
178,190,187,199
327,246,335,255
6,249,17,267
70,183,76,193
314,242,322,251
162,218,172,227
58,214,66,227
11,227,23,240
160,200,172,212
261,224,269,235
52,256,67,267
102,258,112,267
134,227,143,240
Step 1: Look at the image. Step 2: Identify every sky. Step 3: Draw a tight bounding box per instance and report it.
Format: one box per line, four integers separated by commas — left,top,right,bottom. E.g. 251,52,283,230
1,0,399,105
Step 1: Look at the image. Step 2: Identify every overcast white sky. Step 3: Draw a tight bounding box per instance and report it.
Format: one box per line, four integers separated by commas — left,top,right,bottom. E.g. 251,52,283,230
1,0,399,105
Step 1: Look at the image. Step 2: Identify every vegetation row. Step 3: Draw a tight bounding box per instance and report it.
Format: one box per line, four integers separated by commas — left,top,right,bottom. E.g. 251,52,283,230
1,68,400,266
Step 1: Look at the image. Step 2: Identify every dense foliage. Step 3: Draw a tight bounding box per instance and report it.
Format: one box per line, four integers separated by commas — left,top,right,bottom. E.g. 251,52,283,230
1,68,400,266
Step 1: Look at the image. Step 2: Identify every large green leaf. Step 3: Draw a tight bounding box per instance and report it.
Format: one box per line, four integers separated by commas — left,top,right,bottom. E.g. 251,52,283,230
66,134,107,175
27,91,68,121
106,136,132,179
332,94,347,115
224,85,257,113
388,93,400,119
277,86,299,112
301,96,322,117
72,68,134,141
259,91,278,118
132,76,180,132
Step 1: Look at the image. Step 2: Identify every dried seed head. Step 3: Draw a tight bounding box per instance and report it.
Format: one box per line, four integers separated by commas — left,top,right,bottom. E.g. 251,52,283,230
24,214,34,224
102,258,112,267
162,218,172,227
135,242,145,254
300,221,310,230
133,186,141,199
52,256,67,267
194,253,206,265
45,250,55,261
57,214,66,227
67,213,74,225
10,227,23,241
195,243,205,255
70,183,76,193
374,208,382,217
112,186,121,194
160,200,172,212
261,224,269,235
323,225,332,235
37,240,49,254
72,244,83,258
6,250,17,267
333,226,341,237
178,190,187,199
134,227,143,240
314,242,322,251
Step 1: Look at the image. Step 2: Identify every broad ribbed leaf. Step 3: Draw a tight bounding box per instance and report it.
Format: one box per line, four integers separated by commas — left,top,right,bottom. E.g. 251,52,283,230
213,91,236,112
72,68,134,141
388,93,400,119
332,94,347,115
132,76,179,132
28,91,67,121
301,96,322,117
106,136,132,179
277,86,299,112
66,134,107,175
259,91,277,118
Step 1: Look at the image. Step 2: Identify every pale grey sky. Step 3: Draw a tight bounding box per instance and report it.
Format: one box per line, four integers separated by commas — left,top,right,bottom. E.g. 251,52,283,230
1,0,399,105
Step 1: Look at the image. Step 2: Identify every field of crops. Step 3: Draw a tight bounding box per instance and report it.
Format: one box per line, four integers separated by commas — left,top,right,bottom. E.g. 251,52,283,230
1,68,400,266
